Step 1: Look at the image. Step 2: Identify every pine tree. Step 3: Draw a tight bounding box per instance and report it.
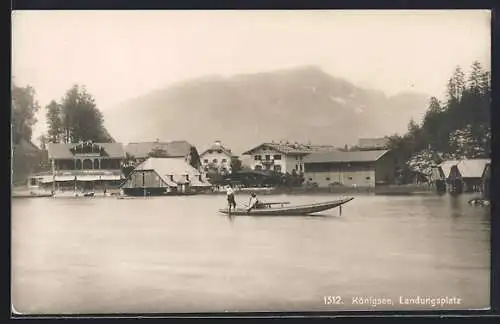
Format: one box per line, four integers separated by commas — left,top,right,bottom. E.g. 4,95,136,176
46,100,63,143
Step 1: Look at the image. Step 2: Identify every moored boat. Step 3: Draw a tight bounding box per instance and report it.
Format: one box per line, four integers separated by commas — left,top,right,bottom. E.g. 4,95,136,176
219,197,354,216
12,192,54,199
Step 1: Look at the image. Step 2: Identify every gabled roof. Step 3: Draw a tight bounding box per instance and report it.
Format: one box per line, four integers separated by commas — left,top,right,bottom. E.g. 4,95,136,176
125,141,194,159
242,142,338,155
200,142,233,157
133,157,210,187
13,138,41,154
438,160,460,178
438,159,490,179
46,142,125,159
456,159,490,178
303,150,390,163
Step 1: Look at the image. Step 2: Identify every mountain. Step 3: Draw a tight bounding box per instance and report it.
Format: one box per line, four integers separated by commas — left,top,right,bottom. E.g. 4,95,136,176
104,66,429,154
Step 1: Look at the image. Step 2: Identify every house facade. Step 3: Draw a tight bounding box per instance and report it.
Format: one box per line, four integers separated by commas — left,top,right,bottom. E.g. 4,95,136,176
29,141,126,192
124,140,201,169
242,142,338,174
303,150,398,188
120,157,211,196
200,140,234,173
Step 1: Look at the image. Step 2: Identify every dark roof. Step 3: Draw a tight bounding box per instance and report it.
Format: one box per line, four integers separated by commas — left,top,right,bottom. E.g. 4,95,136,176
13,138,41,154
47,142,125,159
125,141,194,159
242,142,338,155
200,141,234,157
303,150,390,163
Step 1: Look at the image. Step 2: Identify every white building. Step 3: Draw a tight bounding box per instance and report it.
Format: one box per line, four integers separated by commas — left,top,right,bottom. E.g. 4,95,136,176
199,141,234,173
241,141,338,174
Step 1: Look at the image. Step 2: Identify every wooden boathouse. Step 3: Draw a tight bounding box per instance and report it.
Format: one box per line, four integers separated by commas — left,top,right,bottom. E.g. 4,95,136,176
120,157,212,196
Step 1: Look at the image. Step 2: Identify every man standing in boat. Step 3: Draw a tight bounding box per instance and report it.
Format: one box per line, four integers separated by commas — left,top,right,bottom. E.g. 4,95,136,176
226,184,237,212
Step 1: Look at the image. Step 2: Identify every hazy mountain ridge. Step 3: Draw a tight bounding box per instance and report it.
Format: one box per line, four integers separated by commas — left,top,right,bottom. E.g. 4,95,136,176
105,66,429,154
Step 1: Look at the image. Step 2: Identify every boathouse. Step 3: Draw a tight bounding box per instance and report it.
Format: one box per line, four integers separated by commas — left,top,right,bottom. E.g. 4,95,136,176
120,157,211,196
29,141,126,192
302,150,398,188
435,159,490,193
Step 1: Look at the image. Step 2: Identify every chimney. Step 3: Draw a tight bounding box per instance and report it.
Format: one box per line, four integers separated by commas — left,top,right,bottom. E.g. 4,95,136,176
215,140,221,146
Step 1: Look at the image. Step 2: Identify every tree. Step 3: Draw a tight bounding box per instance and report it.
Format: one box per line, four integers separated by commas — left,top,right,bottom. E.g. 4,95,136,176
38,134,48,151
230,156,243,173
188,146,201,170
46,100,63,143
12,84,40,144
58,85,113,143
384,60,491,163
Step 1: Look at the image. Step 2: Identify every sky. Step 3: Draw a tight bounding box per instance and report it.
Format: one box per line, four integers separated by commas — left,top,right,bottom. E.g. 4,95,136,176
12,10,491,144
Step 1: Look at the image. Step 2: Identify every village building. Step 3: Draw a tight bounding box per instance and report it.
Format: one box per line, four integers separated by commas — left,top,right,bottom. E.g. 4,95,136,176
124,140,201,169
302,150,399,188
120,157,211,196
28,141,126,192
199,140,234,174
433,159,490,193
241,141,338,174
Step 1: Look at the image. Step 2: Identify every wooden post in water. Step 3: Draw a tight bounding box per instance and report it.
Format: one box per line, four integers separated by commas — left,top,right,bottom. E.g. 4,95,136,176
51,158,56,195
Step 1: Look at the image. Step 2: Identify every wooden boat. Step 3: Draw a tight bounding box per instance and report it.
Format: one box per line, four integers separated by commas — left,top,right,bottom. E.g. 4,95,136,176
12,192,54,199
219,197,354,216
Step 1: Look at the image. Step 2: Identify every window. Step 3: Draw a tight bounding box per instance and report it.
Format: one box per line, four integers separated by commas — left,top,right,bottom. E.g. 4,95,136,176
295,165,299,170
254,155,261,161
255,165,263,170
299,164,303,172
203,159,209,163
366,176,371,180
213,158,218,163
348,177,353,180
274,165,282,172
273,154,282,160
265,155,270,161
326,177,331,181
30,178,37,186
222,159,227,163
308,178,312,181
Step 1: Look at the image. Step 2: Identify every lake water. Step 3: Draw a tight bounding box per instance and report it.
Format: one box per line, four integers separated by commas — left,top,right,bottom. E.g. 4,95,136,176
11,193,491,314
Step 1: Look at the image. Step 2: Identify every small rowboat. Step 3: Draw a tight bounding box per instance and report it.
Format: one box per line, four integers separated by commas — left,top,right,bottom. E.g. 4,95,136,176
219,197,354,216
12,193,54,199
